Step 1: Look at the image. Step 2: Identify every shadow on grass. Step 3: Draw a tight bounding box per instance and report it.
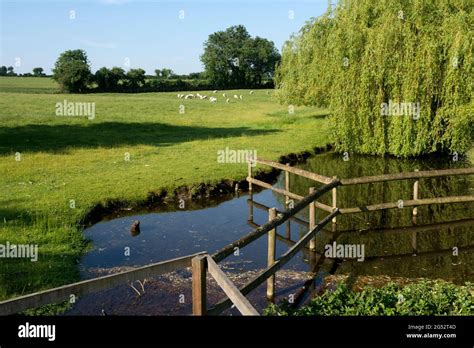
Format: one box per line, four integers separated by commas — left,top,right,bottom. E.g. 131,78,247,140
0,122,279,154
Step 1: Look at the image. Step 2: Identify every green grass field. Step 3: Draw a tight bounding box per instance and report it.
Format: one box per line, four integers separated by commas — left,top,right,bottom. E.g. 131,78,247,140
0,77,331,300
0,76,60,94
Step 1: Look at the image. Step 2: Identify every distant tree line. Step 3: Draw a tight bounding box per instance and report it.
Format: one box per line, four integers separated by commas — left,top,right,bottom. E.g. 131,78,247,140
45,25,279,93
0,66,47,77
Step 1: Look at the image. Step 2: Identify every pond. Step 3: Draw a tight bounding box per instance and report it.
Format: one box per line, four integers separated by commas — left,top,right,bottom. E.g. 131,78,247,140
79,151,474,288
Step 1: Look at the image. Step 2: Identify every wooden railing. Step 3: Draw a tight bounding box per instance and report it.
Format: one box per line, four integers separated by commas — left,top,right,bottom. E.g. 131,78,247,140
3,157,471,316
248,158,474,219
0,173,339,316
0,252,206,316
190,175,340,315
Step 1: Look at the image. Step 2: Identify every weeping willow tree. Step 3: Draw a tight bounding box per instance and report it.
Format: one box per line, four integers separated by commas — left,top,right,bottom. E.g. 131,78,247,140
275,0,473,157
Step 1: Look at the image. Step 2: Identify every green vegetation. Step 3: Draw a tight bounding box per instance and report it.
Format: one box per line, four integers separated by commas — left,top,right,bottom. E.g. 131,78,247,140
201,25,280,88
0,76,330,300
265,281,474,315
276,0,473,157
52,49,92,93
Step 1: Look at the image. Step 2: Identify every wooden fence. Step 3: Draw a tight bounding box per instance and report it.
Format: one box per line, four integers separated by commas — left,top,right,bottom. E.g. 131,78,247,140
1,157,472,316
248,158,474,219
0,252,205,316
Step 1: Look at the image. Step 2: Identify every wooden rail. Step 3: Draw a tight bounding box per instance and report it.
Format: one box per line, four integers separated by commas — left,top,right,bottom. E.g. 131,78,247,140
205,256,259,315
339,196,474,214
249,157,474,219
0,252,206,316
207,210,339,315
212,178,340,263
340,167,474,186
255,158,332,184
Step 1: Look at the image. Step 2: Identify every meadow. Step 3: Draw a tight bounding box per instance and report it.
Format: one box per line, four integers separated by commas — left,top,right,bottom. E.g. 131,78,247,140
0,77,330,300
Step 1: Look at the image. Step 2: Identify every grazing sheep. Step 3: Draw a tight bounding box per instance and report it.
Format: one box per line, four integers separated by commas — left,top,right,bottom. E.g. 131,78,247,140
209,97,217,103
201,95,208,99
213,90,217,93
223,93,227,97
184,94,195,99
234,94,238,99
226,98,230,103
239,95,243,100
249,90,254,94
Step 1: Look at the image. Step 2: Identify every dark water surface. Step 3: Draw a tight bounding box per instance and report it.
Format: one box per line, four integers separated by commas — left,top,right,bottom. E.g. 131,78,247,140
80,152,474,284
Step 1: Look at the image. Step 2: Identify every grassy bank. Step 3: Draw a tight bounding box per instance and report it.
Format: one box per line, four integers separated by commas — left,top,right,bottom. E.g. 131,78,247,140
0,77,331,300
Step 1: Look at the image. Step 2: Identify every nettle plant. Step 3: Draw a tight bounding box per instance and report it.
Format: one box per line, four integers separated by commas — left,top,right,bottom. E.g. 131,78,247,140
265,280,474,316
275,0,473,157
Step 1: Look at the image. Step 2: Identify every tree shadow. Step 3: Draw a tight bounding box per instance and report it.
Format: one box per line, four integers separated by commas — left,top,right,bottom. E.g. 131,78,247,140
0,122,279,154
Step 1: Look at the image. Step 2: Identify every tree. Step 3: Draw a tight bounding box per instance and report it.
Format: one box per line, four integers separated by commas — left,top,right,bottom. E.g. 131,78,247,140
52,49,92,92
95,67,112,91
95,66,126,91
201,25,251,88
109,67,126,90
201,25,280,88
125,68,146,89
246,37,281,86
188,72,203,80
32,67,45,77
155,68,173,79
0,66,7,76
7,66,16,76
276,0,473,157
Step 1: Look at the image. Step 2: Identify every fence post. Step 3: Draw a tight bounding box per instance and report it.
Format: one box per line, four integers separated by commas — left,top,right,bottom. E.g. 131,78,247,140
309,187,316,251
332,176,337,224
285,164,290,206
248,158,253,193
413,169,419,216
192,255,207,315
247,198,254,223
267,208,277,301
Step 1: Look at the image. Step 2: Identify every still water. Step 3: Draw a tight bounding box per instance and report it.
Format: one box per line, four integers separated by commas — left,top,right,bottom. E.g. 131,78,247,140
80,152,474,284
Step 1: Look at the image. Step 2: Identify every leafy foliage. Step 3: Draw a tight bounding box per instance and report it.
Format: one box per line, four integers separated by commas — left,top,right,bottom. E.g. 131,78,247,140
52,49,92,93
265,280,474,316
201,25,281,88
275,0,473,157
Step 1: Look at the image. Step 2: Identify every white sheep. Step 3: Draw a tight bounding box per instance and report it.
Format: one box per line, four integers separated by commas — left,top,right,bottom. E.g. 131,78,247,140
184,94,195,99
226,98,230,103
213,90,217,93
209,97,217,103
239,95,243,100
234,94,238,99
249,90,254,94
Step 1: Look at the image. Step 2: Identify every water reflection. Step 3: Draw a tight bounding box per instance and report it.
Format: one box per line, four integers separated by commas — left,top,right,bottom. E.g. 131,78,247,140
80,152,474,286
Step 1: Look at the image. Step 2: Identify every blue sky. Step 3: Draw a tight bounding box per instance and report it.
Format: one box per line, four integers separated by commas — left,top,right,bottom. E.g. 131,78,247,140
0,0,328,75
